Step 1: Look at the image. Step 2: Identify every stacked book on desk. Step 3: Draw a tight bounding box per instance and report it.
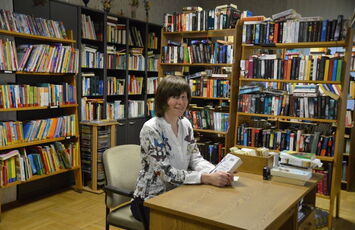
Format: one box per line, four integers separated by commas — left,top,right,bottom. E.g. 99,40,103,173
271,151,322,185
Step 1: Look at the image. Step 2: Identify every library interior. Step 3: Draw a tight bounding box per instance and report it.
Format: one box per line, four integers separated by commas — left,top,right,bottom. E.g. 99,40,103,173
0,0,354,229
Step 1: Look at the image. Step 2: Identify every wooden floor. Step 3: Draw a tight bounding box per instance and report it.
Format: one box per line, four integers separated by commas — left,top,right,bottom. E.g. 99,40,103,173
0,189,354,230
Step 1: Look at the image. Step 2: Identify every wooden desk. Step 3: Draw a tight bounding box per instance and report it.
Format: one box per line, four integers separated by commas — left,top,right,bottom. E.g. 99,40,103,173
145,172,322,230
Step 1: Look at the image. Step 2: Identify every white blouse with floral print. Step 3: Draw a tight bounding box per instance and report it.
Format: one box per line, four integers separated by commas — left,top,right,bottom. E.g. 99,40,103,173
133,116,215,200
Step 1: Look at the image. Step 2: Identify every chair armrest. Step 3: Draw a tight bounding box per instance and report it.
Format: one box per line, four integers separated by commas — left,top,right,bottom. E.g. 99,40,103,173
104,185,134,198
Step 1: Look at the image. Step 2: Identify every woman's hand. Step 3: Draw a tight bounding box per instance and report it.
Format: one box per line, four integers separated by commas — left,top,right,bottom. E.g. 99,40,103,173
201,172,234,187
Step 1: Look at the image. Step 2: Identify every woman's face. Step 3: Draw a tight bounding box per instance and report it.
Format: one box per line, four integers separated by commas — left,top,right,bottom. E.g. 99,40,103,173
165,92,188,118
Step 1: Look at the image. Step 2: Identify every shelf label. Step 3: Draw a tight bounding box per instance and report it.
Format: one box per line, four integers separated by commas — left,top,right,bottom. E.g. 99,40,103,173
50,105,59,109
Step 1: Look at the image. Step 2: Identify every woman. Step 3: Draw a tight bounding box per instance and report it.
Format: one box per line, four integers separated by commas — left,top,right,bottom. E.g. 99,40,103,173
131,75,233,228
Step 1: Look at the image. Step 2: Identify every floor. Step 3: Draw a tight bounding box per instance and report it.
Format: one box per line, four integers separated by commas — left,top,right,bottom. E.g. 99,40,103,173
0,189,354,230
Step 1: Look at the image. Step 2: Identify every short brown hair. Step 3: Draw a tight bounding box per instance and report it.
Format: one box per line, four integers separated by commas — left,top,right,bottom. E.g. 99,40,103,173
154,75,191,117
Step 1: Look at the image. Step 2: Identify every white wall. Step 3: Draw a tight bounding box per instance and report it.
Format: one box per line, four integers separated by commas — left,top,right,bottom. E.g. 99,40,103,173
57,0,196,25
197,0,354,20
0,0,13,10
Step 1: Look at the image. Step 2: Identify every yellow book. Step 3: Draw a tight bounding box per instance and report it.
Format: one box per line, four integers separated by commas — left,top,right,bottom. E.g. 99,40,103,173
10,157,16,182
323,59,330,81
305,58,312,81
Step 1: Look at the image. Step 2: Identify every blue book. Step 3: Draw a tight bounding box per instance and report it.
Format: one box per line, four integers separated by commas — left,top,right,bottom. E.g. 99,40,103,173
255,24,260,44
320,20,328,42
286,130,291,150
331,59,338,81
243,129,248,146
27,154,37,174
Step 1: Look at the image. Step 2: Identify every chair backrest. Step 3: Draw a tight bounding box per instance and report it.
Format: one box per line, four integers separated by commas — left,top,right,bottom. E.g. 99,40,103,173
103,144,141,208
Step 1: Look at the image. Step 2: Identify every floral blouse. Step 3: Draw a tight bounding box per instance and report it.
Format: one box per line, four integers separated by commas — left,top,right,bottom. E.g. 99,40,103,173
133,116,215,200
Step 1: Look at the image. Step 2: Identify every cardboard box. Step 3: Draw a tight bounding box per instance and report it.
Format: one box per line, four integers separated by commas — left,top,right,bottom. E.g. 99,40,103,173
230,153,273,175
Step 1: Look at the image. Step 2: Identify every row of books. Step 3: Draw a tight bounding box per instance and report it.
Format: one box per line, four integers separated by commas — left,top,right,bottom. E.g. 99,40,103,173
242,15,345,44
197,142,224,165
17,44,79,73
147,54,159,71
128,75,143,95
189,78,230,98
237,94,338,120
0,115,76,146
81,14,98,40
186,109,229,132
129,26,144,47
0,83,76,109
314,162,333,195
0,39,17,71
147,77,158,95
0,40,79,73
81,44,104,69
81,73,104,97
81,97,103,121
147,32,159,49
128,100,145,118
106,16,126,44
128,54,145,71
164,4,240,32
240,54,343,81
0,142,77,186
106,100,125,120
0,9,67,39
236,125,335,157
107,77,125,96
162,41,233,64
106,48,126,69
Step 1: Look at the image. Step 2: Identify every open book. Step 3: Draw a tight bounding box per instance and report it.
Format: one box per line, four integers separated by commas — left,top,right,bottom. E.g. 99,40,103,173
210,153,243,173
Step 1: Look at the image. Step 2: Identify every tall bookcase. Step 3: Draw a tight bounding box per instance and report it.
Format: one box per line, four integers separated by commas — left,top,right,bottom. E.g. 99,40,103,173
0,12,82,216
342,48,355,191
79,7,161,145
158,23,242,162
233,19,353,228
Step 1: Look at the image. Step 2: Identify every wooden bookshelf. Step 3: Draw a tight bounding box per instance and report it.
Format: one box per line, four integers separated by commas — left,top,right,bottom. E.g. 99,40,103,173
239,78,342,84
158,22,242,162
234,20,354,229
159,63,233,67
242,41,346,49
80,121,118,194
0,136,78,151
191,96,230,100
0,166,81,189
0,8,83,219
237,112,337,123
0,29,76,43
0,104,78,112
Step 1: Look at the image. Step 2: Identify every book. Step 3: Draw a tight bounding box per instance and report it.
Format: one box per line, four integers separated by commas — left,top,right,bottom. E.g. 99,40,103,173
210,153,242,173
271,166,312,181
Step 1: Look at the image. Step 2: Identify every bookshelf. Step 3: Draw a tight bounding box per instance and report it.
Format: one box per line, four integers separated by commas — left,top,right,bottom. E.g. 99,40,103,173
78,7,162,145
80,121,118,193
158,8,242,163
0,12,82,217
233,18,354,229
342,50,355,191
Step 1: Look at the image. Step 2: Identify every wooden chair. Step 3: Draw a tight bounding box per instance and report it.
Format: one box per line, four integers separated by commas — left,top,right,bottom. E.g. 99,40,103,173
103,145,144,230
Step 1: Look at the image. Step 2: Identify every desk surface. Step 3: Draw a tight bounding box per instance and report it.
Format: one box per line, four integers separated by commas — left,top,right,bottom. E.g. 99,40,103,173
145,172,322,230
